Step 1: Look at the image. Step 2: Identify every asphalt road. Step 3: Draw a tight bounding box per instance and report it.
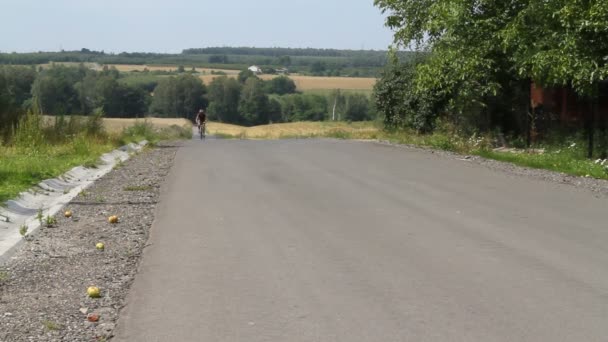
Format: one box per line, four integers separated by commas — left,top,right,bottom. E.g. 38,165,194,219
114,139,608,342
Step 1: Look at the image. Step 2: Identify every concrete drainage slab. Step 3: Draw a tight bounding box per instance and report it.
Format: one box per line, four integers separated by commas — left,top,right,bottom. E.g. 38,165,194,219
0,141,148,264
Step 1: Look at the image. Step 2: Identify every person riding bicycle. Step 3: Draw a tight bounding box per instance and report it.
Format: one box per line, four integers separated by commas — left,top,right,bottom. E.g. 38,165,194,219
195,109,207,131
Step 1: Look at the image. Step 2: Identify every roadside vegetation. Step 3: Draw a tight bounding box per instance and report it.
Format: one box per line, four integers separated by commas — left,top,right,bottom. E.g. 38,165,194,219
0,112,190,203
369,0,608,179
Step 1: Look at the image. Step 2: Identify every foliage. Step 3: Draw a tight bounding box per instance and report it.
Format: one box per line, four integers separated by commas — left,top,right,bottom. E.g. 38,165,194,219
207,76,242,123
150,74,207,119
264,76,296,95
502,0,608,95
343,94,375,122
277,94,328,122
374,59,446,133
239,78,271,126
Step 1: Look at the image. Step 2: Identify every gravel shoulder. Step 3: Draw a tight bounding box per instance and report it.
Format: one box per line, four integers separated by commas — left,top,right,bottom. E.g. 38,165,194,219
0,142,180,342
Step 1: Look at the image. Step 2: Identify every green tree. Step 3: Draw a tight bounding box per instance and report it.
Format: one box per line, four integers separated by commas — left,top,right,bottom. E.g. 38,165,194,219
343,94,373,122
150,74,207,118
239,77,270,126
207,76,242,123
310,61,327,76
278,94,328,122
238,69,257,84
31,65,83,114
278,55,292,66
265,76,297,95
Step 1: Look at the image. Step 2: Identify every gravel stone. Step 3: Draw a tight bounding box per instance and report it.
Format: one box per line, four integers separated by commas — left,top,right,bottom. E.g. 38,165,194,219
0,142,180,341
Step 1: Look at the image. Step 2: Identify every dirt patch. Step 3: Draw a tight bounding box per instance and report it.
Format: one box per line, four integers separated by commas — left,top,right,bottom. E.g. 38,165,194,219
0,143,180,341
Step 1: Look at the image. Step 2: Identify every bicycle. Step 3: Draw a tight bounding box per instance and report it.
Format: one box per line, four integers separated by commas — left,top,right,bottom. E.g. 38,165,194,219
198,122,206,140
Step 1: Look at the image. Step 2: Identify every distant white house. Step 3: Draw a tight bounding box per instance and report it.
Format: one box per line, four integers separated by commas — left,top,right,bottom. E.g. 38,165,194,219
248,65,263,74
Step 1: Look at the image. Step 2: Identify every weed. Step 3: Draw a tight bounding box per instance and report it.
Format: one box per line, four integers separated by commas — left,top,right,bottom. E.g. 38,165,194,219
19,224,28,237
79,190,88,197
83,160,98,169
42,320,62,331
0,269,9,281
36,208,44,223
44,215,57,227
123,185,151,192
95,195,105,203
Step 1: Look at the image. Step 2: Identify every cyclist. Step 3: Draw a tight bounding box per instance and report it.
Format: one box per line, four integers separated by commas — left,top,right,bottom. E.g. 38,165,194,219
195,109,207,136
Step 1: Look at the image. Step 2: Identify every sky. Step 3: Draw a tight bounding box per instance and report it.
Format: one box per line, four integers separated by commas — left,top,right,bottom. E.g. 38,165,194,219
0,0,395,53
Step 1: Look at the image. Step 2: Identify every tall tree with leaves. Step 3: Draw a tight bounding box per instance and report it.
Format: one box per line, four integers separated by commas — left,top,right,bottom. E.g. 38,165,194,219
207,76,242,123
150,74,207,118
239,77,270,126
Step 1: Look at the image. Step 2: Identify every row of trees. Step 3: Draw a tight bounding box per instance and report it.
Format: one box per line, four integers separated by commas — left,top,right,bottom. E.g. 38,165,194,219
373,0,608,156
207,71,376,126
1,64,375,139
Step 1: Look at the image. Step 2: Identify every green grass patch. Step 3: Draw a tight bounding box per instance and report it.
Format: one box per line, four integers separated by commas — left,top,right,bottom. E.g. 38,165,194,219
0,141,116,203
0,114,191,204
377,128,608,180
123,185,152,192
476,149,608,179
42,320,62,331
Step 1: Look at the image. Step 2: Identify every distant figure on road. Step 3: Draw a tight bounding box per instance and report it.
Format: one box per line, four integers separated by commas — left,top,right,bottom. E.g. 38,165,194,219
195,109,207,139
195,109,207,128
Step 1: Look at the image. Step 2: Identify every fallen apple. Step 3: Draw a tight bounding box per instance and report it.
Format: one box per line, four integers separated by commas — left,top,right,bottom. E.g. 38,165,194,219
87,286,101,298
96,242,105,251
108,215,119,224
87,313,99,322
64,210,73,218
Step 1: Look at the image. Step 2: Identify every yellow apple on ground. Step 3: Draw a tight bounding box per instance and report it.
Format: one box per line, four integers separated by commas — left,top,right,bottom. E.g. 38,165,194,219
96,242,105,251
108,215,119,224
87,286,101,298
64,210,73,218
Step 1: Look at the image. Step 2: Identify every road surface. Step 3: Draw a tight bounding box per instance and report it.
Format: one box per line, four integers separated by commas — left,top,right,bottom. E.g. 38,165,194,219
114,139,608,341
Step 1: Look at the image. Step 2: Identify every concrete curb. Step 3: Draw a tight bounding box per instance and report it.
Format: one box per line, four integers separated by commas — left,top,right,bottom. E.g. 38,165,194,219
0,141,148,264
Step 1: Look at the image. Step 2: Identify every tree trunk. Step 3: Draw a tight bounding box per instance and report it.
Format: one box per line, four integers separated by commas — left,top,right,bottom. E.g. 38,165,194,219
586,98,595,159
332,96,337,121
526,80,532,148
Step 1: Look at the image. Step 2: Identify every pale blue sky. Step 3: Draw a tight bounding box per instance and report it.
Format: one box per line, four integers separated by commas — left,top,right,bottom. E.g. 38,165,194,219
0,0,394,53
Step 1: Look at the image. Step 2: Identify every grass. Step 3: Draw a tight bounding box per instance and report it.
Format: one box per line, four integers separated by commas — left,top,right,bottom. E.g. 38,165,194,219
0,139,117,203
379,128,608,180
123,185,152,191
0,115,191,203
42,320,62,331
476,148,608,179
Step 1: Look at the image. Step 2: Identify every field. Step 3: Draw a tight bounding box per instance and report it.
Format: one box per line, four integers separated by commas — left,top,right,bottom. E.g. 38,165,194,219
102,117,192,133
206,121,380,139
199,74,377,93
41,116,192,134
109,64,239,75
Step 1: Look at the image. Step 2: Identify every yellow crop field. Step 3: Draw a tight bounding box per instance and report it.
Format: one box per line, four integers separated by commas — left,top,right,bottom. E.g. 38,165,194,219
102,118,192,133
206,121,379,139
199,74,376,92
42,116,191,134
108,64,240,74
261,75,376,90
